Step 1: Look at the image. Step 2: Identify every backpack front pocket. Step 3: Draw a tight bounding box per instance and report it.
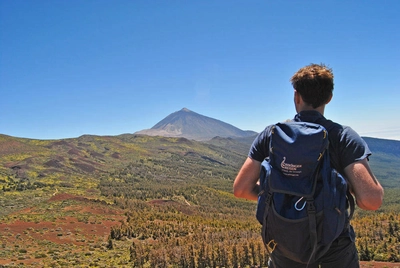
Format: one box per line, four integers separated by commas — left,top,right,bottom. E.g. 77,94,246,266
264,203,324,263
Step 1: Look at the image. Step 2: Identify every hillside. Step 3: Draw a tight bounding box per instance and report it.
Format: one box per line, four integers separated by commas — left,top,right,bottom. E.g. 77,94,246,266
0,133,247,217
360,137,400,189
135,108,257,141
0,132,399,266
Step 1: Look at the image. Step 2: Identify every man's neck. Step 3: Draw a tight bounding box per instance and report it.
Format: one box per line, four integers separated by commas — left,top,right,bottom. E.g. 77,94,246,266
297,106,325,116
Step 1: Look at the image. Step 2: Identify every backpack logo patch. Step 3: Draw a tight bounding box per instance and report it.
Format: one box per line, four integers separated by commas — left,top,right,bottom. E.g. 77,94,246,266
280,157,302,177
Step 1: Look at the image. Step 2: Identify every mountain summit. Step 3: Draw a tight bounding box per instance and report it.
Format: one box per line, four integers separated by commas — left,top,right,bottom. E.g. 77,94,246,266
135,108,257,141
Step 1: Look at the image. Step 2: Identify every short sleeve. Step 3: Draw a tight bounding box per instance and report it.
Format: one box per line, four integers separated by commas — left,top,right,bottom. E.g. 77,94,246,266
248,125,273,162
335,126,372,171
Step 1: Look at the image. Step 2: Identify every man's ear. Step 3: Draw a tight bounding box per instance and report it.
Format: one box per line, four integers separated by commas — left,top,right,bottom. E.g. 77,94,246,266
325,93,333,104
294,90,302,105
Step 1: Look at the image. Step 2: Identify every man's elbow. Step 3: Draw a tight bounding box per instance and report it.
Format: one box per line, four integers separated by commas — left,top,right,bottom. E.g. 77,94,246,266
357,188,384,211
233,185,246,198
233,183,259,201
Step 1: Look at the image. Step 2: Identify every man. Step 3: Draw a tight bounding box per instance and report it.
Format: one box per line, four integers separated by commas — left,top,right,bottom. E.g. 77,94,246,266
233,63,384,267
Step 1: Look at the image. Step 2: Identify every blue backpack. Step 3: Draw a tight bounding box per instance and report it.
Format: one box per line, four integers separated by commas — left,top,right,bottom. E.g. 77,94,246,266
256,121,354,264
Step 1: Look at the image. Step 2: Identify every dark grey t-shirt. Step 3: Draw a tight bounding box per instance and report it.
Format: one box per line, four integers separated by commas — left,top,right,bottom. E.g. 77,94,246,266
249,110,371,174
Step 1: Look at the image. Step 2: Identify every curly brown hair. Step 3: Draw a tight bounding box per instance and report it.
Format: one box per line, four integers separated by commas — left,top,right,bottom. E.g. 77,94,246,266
290,63,334,108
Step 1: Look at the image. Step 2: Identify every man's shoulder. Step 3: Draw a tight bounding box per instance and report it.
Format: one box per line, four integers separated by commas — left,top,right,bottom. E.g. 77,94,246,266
324,121,360,139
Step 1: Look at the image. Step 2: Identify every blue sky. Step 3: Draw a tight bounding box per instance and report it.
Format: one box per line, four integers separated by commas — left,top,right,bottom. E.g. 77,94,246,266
1,1,399,140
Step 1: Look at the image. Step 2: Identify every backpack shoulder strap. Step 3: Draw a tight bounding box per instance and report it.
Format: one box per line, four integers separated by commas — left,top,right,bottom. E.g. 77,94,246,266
315,119,356,221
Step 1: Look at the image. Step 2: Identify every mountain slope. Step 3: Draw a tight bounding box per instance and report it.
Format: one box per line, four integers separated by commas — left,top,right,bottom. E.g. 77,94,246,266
135,108,257,141
0,134,400,266
363,137,400,188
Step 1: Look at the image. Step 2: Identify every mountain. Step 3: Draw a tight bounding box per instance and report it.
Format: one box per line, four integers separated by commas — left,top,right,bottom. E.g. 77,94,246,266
135,108,257,141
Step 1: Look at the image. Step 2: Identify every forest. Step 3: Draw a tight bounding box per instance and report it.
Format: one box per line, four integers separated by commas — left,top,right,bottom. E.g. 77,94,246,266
100,158,400,267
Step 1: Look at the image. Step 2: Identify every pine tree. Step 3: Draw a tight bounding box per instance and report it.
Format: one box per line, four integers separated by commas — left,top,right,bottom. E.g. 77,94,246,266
232,244,239,268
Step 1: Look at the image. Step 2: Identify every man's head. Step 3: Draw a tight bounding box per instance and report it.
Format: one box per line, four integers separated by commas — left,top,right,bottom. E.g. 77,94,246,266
290,63,334,109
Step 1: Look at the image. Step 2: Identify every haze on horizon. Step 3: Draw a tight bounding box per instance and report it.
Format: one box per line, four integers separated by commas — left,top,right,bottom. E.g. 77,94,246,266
1,1,399,141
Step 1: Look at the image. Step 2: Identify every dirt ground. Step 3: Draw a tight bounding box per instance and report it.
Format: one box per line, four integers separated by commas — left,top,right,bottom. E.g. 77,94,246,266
361,261,400,267
0,193,125,267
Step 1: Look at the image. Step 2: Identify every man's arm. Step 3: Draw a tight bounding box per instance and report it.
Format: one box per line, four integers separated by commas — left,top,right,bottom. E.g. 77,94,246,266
344,158,384,211
233,157,262,201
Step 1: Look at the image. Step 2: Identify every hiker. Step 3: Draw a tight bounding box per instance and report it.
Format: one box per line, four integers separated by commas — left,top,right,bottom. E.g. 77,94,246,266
233,63,384,268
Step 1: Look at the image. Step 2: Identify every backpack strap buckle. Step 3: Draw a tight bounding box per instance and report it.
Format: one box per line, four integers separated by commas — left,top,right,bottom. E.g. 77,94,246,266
306,199,316,214
266,239,277,253
265,192,273,206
